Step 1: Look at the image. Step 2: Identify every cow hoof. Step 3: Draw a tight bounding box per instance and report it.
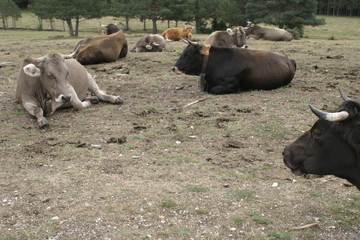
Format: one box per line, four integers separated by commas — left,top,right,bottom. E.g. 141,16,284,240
90,96,100,104
114,97,124,104
38,119,49,129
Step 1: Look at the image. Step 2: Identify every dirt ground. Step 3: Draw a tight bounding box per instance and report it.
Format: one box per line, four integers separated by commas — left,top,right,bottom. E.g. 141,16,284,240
1,18,360,240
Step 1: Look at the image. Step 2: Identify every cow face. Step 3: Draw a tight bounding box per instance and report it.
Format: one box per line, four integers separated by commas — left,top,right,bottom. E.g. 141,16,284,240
232,26,247,48
173,41,204,75
283,92,360,189
23,54,72,105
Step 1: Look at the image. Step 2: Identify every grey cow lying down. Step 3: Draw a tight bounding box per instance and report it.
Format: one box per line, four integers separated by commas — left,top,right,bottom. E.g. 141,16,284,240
16,53,123,128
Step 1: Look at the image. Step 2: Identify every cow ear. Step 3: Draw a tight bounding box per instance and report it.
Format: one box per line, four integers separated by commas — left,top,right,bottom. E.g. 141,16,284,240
200,44,211,55
226,28,235,36
23,63,41,77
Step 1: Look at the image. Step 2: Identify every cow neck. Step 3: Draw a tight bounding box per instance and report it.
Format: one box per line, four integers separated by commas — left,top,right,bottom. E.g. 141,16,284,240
199,54,209,91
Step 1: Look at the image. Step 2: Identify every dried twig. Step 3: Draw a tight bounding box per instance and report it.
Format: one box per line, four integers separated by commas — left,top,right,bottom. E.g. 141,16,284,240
290,222,319,230
184,97,208,107
0,61,12,67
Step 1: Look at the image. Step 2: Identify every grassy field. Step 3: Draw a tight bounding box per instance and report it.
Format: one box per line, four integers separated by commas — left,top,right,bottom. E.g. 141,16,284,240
1,12,360,240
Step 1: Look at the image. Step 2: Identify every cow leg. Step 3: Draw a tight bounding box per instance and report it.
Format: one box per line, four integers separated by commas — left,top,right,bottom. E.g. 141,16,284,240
209,78,239,95
22,101,49,128
87,73,124,104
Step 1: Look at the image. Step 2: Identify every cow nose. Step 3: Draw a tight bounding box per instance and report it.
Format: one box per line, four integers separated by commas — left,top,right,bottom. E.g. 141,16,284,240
62,95,71,102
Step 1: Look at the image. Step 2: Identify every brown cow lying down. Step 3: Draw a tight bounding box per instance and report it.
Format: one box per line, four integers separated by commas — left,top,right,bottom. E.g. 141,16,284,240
162,27,194,41
16,53,123,128
72,30,128,65
245,21,293,41
204,26,247,48
130,34,166,52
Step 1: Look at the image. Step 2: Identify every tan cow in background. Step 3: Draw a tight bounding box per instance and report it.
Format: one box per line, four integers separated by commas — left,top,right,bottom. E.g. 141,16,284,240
245,21,293,41
162,27,194,41
204,26,248,48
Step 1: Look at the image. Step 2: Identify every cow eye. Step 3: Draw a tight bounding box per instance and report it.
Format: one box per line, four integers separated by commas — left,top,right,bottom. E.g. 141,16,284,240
311,129,321,138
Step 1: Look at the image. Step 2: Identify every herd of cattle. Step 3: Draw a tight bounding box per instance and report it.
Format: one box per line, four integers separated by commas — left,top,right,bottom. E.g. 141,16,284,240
15,22,360,191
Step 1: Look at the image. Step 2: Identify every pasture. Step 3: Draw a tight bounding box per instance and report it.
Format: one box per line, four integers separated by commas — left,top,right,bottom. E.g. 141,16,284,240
1,14,360,239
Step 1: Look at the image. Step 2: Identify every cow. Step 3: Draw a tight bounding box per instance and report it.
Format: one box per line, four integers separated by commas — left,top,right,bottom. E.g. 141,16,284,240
283,90,360,190
15,52,123,128
72,24,128,65
245,21,293,41
173,40,296,95
162,27,194,41
204,26,248,48
130,34,166,52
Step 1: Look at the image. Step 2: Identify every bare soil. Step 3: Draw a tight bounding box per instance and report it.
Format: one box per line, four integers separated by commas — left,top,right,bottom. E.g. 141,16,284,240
1,21,360,240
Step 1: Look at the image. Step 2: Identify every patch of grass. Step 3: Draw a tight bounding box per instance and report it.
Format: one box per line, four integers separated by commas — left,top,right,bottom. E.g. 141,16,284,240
231,216,245,225
174,228,190,237
266,230,296,240
186,185,209,193
253,215,273,225
252,121,287,139
12,104,25,116
194,208,210,215
235,172,258,181
228,189,254,201
160,197,177,209
328,35,336,40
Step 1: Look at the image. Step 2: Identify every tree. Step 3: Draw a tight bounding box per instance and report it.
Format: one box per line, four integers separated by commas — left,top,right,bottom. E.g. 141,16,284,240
128,0,170,34
28,0,57,30
188,0,219,33
30,0,108,36
162,0,193,27
217,0,248,27
245,0,325,38
0,0,21,29
109,0,138,30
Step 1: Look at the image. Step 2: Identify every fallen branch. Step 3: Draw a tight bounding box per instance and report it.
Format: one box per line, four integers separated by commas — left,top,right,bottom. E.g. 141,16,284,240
290,222,319,230
184,97,208,107
0,61,12,67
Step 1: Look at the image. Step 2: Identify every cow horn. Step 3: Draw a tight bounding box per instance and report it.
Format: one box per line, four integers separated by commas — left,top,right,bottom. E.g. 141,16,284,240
180,38,198,46
63,43,82,59
309,105,349,122
339,88,351,101
99,21,107,27
338,88,360,109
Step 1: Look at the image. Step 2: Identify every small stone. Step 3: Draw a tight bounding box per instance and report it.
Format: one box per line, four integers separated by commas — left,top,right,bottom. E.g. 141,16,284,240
272,182,278,187
223,183,230,188
91,144,102,149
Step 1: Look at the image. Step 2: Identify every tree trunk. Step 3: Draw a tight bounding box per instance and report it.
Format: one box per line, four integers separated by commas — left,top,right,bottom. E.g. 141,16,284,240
50,18,54,30
75,16,80,37
2,16,5,29
37,17,43,31
143,19,146,31
65,18,75,36
167,20,170,28
152,17,157,34
125,16,130,31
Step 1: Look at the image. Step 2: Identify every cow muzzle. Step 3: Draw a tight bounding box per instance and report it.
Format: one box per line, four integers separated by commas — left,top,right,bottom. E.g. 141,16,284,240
55,94,72,103
172,66,182,74
283,147,305,176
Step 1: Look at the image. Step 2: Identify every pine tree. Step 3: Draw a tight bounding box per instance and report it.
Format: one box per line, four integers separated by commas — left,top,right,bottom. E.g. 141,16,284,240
245,0,325,38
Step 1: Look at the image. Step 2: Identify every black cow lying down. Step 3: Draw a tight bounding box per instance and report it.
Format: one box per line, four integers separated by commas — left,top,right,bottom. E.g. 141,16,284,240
173,40,296,94
283,89,360,190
